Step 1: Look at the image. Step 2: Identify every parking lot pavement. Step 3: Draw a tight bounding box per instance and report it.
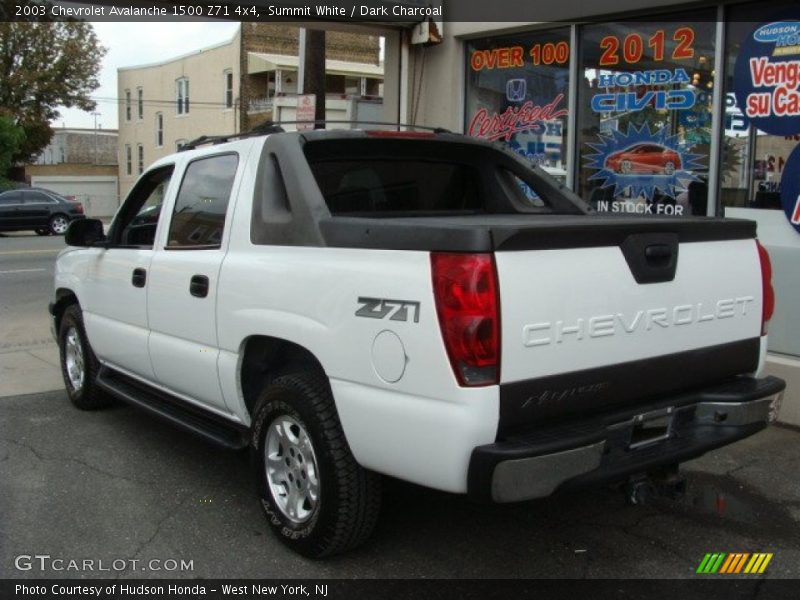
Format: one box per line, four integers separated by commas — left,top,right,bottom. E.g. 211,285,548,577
1,389,798,579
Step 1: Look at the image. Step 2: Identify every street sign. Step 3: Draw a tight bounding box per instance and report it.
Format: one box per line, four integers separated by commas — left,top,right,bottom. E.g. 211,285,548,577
296,94,316,131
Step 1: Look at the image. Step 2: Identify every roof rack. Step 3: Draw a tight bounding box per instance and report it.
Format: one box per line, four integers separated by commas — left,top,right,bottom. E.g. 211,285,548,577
177,120,452,151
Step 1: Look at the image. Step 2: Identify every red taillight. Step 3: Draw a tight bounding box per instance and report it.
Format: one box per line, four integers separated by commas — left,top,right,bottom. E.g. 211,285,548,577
431,252,500,386
75,203,84,214
757,240,775,335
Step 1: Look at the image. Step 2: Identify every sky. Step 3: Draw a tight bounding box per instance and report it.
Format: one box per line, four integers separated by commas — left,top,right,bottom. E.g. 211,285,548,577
55,21,241,131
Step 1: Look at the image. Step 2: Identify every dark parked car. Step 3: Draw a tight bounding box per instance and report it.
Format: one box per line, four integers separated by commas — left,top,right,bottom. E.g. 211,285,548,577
0,188,85,235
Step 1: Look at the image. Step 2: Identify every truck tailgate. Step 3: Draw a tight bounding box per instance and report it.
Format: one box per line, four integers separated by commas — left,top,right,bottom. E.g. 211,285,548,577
496,236,763,430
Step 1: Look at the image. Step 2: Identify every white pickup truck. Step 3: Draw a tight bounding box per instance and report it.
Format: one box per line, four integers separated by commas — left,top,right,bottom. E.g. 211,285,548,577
51,127,785,557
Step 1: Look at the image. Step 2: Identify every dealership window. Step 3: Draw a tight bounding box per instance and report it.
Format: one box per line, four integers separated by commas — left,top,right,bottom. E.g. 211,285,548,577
137,144,144,174
176,78,190,115
224,70,233,109
125,144,132,175
125,90,131,122
155,113,164,147
137,87,144,120
465,28,571,187
576,14,718,217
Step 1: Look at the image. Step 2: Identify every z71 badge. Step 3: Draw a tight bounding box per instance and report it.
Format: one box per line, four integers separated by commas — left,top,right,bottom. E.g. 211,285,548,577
356,297,420,323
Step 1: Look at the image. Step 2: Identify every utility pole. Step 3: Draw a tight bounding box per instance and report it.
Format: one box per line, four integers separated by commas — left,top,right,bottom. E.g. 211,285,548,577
301,29,326,128
91,111,101,165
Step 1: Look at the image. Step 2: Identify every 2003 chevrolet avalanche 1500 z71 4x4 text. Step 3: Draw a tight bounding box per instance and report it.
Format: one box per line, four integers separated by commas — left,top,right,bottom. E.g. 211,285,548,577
49,126,786,557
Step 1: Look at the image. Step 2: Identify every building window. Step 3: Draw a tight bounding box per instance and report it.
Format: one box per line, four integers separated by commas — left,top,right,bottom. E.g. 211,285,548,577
125,90,131,121
137,87,144,120
575,13,717,217
137,144,144,174
176,139,188,151
125,144,132,175
224,69,233,109
176,78,190,115
155,112,164,147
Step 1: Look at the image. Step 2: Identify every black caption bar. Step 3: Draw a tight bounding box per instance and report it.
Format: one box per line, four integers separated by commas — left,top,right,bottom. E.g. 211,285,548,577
2,0,760,23
2,579,799,600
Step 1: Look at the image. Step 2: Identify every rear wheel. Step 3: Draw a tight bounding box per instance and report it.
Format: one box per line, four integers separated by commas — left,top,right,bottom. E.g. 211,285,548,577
49,214,69,235
621,159,632,174
58,304,111,410
251,370,381,558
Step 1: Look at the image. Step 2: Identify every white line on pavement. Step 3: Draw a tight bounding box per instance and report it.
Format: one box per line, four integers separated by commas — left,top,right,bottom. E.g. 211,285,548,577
0,268,47,274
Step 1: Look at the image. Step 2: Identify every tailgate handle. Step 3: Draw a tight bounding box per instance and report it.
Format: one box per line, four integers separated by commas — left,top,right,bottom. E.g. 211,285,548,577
620,233,679,284
645,244,672,265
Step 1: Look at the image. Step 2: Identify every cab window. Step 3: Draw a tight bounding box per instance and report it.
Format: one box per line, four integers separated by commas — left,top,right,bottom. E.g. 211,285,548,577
112,166,174,248
166,153,239,249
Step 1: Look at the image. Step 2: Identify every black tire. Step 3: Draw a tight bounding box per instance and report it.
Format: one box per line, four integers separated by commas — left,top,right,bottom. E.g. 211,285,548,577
49,214,70,235
58,304,111,410
35,228,51,236
251,370,381,558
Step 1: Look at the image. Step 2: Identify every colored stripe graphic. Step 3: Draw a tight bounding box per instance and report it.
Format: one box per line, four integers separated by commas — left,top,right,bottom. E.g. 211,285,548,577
698,552,773,574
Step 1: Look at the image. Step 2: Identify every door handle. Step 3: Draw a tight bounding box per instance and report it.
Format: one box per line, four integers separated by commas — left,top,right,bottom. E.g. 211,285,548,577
131,268,147,288
190,275,209,298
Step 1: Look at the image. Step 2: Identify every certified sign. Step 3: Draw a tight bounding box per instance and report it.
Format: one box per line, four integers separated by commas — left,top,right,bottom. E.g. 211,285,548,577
734,17,800,135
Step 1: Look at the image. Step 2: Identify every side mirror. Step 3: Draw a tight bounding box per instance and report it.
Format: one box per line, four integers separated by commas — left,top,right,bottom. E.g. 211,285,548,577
65,218,106,247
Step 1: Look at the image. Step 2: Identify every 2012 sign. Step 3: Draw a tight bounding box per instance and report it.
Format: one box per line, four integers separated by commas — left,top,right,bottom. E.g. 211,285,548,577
598,27,694,66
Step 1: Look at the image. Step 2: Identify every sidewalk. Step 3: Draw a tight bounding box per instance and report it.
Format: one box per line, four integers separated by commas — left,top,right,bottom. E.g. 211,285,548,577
0,341,62,398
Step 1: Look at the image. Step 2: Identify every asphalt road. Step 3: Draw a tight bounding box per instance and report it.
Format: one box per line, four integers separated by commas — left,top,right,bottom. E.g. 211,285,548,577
1,391,799,579
0,231,798,580
0,232,65,352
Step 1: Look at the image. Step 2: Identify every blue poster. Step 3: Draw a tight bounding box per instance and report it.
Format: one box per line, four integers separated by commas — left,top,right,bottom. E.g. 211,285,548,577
734,17,800,135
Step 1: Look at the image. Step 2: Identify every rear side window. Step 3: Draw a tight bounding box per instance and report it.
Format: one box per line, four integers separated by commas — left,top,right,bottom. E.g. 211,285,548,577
309,160,481,215
167,153,238,248
304,138,572,217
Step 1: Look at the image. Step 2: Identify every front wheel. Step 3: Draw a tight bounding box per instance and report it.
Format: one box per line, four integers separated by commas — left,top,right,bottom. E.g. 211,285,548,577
58,304,111,410
251,370,381,558
49,214,70,235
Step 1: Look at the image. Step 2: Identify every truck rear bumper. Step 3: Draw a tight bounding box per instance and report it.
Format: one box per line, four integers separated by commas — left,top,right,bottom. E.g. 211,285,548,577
468,376,786,503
